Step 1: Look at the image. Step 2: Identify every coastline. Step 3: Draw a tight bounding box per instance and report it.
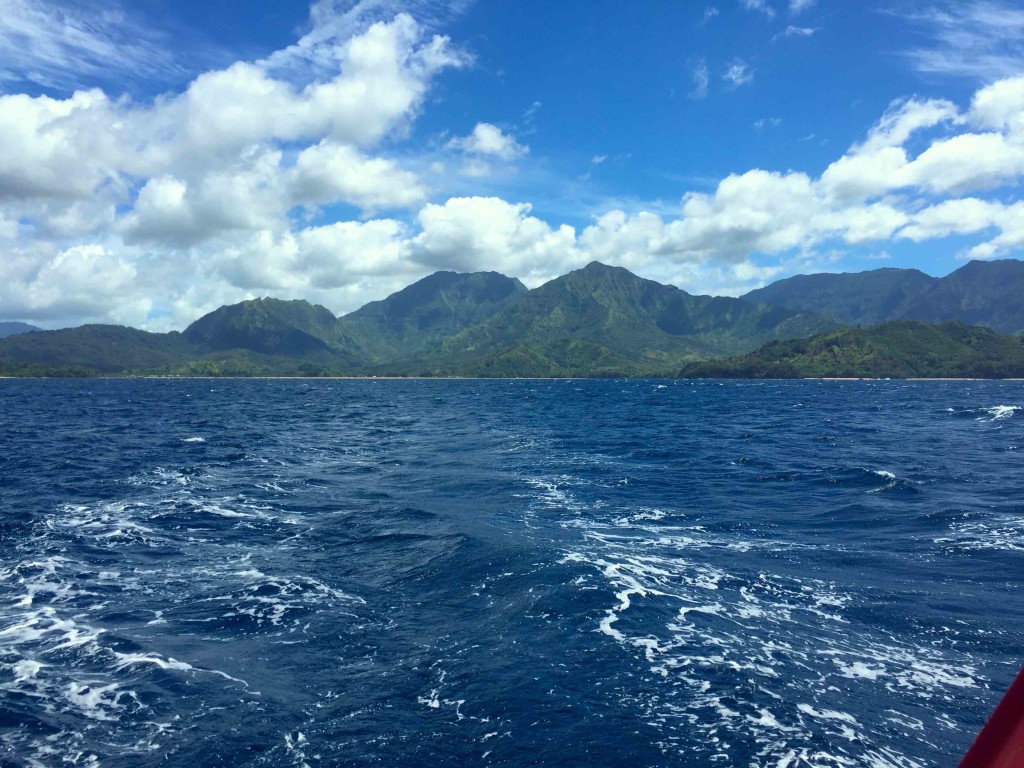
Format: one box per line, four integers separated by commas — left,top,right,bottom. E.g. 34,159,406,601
3,375,1024,381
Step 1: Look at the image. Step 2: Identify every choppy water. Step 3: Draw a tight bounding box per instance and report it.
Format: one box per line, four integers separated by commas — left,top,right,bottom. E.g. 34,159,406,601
0,379,1021,767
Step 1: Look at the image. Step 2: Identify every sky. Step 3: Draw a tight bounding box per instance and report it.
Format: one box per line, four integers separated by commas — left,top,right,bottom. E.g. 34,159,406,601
1,0,1023,330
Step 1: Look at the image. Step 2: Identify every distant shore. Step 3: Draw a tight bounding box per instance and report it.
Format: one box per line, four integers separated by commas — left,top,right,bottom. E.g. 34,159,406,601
3,375,1024,382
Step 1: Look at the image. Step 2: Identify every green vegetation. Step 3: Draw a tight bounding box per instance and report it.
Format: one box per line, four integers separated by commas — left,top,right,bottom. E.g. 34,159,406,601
681,321,1024,379
182,297,359,359
742,268,937,327
742,258,1024,335
403,262,837,376
340,271,527,363
3,260,1024,379
0,322,39,340
0,325,194,374
896,259,1024,334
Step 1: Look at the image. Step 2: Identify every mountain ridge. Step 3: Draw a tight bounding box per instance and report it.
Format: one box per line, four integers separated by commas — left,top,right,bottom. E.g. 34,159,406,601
2,259,1023,377
743,259,1024,334
680,321,1024,379
0,321,41,339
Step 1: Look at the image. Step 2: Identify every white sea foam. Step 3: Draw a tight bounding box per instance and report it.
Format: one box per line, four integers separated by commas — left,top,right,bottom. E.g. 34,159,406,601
546,469,985,767
983,405,1020,421
797,704,859,725
836,661,886,680
935,514,1024,552
12,658,44,681
181,437,206,443
201,571,364,630
64,681,138,721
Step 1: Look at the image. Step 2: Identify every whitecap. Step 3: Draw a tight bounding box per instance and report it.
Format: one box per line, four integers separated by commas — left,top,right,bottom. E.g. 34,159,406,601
983,405,1020,421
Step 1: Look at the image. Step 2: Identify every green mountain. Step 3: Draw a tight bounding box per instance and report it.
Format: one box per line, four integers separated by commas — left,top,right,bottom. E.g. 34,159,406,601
411,262,838,376
182,297,355,357
5,261,1024,378
742,268,937,326
0,322,40,339
340,271,527,363
0,325,194,375
681,321,1024,379
746,259,1024,334
897,259,1024,335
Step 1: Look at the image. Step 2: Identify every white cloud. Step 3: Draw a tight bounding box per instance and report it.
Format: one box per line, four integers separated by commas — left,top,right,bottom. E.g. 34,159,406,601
970,75,1024,136
899,199,1024,261
0,89,124,200
290,141,427,212
897,0,1024,79
899,198,1005,241
723,59,755,87
690,58,710,99
447,122,528,161
740,0,776,19
904,132,1024,194
0,242,149,326
818,95,1024,202
862,96,960,151
789,0,816,14
121,149,285,247
213,219,411,293
0,0,179,90
2,4,1024,330
410,197,581,283
774,25,818,40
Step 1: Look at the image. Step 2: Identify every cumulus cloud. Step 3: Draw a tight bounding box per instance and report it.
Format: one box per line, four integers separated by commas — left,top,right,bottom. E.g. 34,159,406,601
447,122,529,161
290,141,428,212
2,3,1024,328
409,197,580,283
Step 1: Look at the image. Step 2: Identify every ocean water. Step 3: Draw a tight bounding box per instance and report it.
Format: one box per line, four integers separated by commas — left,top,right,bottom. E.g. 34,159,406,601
0,379,1021,768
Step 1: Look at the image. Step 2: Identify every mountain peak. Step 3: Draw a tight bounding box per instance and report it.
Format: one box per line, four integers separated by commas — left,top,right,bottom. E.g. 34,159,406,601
339,269,527,363
579,261,630,276
0,321,40,339
182,296,342,356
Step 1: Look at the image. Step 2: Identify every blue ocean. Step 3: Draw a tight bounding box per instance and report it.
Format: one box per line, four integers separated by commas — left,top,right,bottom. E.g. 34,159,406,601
0,379,1021,767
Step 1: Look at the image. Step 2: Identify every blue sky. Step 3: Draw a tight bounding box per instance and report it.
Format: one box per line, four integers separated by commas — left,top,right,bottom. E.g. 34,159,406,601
1,0,1023,329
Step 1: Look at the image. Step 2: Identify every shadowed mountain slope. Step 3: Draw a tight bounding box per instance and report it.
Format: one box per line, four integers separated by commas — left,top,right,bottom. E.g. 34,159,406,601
0,325,194,374
897,260,1024,334
681,321,1024,379
413,262,838,376
746,260,1024,334
0,322,40,339
743,268,937,327
4,261,1024,378
182,298,354,357
340,271,527,363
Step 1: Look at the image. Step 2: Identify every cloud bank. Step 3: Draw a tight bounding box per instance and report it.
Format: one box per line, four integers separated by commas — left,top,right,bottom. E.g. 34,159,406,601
0,2,1023,329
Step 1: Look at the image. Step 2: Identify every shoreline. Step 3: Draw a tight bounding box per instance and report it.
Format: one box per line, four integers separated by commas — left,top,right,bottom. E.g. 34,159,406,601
2,375,1023,382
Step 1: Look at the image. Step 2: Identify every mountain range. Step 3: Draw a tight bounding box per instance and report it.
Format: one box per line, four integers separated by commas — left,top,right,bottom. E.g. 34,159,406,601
1,259,1023,378
681,321,1024,379
742,259,1024,334
0,321,39,340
